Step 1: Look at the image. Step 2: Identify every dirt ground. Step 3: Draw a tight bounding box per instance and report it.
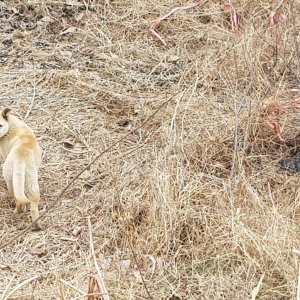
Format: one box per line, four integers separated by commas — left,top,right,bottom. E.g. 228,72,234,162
1,0,300,299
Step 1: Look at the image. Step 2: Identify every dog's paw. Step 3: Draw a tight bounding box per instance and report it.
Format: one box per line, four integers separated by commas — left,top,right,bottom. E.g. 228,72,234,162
32,223,42,231
13,204,26,214
15,223,27,231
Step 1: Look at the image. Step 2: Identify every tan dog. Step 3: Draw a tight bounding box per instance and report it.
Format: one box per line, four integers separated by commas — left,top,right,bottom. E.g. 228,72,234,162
0,108,42,231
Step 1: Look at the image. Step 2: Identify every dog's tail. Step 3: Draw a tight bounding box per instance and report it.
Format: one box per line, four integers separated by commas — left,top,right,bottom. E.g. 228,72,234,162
12,161,31,205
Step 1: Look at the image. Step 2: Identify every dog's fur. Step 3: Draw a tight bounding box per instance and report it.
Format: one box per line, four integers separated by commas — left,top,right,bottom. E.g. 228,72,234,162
0,108,42,231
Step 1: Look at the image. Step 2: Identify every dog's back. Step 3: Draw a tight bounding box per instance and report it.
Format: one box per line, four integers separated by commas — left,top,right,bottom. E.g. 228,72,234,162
0,115,41,160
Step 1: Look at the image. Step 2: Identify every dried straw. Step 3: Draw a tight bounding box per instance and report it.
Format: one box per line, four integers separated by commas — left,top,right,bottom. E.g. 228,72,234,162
0,0,300,299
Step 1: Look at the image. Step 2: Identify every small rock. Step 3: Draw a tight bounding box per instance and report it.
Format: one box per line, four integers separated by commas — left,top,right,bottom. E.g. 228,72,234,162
279,154,300,173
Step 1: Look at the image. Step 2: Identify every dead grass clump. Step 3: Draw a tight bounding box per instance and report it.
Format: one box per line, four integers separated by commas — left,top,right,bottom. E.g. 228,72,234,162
1,0,300,299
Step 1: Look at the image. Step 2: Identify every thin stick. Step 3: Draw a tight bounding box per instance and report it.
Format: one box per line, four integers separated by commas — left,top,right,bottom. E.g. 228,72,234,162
87,216,110,300
251,273,265,300
59,279,86,296
0,275,15,300
24,68,36,120
3,275,38,300
274,0,284,11
292,248,300,256
126,235,154,300
297,266,300,300
230,100,241,180
0,91,181,250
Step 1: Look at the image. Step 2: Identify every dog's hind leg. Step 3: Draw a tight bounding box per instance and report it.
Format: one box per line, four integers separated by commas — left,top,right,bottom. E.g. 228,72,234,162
12,162,30,214
6,180,13,195
3,160,25,213
28,191,41,231
26,168,41,231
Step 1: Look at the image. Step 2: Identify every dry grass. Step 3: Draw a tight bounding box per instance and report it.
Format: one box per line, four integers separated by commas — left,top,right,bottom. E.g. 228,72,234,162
0,0,300,299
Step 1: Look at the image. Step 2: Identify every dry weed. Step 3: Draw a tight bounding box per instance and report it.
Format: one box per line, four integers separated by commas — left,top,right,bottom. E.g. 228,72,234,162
0,0,300,299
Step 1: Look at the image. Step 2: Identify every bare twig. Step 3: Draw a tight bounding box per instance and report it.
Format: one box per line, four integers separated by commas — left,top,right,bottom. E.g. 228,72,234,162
126,235,154,300
59,279,86,297
24,68,36,120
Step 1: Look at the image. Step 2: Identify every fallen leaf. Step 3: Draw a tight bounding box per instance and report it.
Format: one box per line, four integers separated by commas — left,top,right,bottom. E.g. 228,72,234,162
101,258,112,270
7,5,18,14
72,226,82,236
27,247,46,257
66,0,79,4
83,180,98,190
133,271,143,283
0,264,11,270
63,141,74,149
37,16,55,26
60,237,78,242
40,16,54,23
167,55,179,63
61,199,72,207
118,119,133,130
74,142,83,152
119,259,131,270
156,257,166,270
75,12,85,22
3,24,14,32
59,50,73,58
81,47,94,55
60,26,77,35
